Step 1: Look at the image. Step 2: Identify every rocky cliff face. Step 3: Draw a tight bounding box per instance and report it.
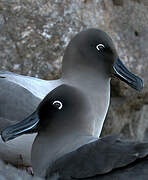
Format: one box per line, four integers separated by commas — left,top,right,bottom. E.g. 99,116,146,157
0,160,42,180
0,0,148,140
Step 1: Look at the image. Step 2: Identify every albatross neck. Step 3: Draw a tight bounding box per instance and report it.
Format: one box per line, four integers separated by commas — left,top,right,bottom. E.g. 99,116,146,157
62,68,111,138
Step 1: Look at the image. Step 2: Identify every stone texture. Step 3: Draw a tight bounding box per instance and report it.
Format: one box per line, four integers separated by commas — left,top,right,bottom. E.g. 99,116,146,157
0,0,148,141
101,95,148,140
112,0,123,6
0,160,42,180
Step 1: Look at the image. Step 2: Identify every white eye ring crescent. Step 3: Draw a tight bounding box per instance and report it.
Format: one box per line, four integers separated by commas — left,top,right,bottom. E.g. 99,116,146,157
96,44,105,51
53,100,63,110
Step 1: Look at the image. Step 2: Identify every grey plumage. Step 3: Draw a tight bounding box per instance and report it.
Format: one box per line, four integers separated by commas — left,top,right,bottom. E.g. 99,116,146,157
0,117,17,133
0,77,40,165
0,77,40,122
0,71,61,99
47,135,148,180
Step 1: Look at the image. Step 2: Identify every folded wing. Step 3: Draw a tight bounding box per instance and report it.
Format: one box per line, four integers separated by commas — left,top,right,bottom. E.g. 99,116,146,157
48,135,148,180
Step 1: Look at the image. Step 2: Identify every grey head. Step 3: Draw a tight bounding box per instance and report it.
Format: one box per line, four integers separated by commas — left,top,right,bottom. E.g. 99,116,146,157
1,84,92,141
2,84,94,176
62,29,143,91
62,29,117,78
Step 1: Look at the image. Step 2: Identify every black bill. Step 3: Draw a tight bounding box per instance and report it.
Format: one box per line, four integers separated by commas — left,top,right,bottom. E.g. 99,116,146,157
113,58,144,91
1,111,39,142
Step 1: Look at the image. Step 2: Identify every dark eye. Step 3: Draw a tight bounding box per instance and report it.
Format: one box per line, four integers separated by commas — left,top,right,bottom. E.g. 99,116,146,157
53,100,63,110
96,44,105,51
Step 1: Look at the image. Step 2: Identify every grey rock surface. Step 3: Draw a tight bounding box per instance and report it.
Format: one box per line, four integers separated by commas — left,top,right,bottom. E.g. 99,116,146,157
0,160,43,180
0,0,148,140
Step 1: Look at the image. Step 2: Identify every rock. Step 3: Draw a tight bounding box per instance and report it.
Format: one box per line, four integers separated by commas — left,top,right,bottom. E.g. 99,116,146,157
102,93,148,140
136,105,148,141
131,0,148,6
112,0,123,6
101,0,148,140
0,160,43,180
0,0,148,140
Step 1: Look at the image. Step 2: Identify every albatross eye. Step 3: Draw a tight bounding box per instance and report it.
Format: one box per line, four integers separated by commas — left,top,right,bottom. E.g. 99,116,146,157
96,44,105,51
53,100,63,110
